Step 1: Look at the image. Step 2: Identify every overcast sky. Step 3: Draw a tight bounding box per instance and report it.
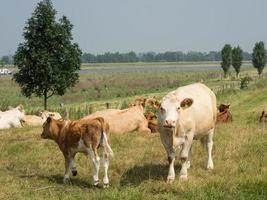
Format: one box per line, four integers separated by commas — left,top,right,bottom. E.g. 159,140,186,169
0,0,267,56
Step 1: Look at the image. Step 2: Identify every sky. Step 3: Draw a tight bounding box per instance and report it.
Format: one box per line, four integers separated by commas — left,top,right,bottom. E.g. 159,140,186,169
0,0,267,56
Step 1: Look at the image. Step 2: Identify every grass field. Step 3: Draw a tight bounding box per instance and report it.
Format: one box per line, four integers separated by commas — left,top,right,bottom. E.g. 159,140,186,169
0,65,266,199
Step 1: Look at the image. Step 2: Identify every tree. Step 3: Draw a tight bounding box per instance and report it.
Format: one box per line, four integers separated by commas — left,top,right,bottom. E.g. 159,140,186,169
13,0,82,109
232,46,243,78
221,44,232,78
252,41,266,76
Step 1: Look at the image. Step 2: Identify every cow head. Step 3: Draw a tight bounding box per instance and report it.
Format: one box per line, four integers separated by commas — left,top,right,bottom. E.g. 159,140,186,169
41,117,57,140
15,104,25,120
159,97,193,128
218,104,230,113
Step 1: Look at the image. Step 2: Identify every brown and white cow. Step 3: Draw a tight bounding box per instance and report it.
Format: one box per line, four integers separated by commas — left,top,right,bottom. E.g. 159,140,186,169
83,104,151,134
158,83,217,182
216,104,233,123
259,107,267,122
41,117,113,187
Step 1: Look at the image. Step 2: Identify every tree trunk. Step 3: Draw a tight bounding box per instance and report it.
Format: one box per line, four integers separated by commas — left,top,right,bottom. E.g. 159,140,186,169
44,90,48,110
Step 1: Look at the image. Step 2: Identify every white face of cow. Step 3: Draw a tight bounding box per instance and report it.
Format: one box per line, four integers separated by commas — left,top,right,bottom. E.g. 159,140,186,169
159,97,193,128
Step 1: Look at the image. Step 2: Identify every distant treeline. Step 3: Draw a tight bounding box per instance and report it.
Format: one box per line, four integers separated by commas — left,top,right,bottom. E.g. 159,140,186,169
1,51,252,65
81,51,252,63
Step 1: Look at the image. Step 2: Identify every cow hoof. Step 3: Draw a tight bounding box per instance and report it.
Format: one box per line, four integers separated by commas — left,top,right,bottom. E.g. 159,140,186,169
179,175,188,181
166,176,175,184
63,177,71,184
207,162,214,170
72,170,78,176
207,165,214,170
103,183,109,188
93,180,100,187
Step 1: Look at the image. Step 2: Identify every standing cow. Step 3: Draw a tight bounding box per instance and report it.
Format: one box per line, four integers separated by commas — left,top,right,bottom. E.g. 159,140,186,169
158,83,217,182
41,117,113,187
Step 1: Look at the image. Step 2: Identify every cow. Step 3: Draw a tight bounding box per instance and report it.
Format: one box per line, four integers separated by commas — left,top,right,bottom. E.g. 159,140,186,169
41,117,113,187
216,104,233,123
158,83,217,183
21,115,44,126
259,107,267,122
83,104,151,134
144,111,159,133
40,111,62,121
0,105,25,130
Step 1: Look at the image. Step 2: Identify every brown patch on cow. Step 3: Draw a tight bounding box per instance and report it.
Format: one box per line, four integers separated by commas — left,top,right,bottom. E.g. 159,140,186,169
180,98,193,108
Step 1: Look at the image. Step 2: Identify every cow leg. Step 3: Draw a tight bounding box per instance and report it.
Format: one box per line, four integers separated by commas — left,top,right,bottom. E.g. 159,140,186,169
63,154,71,184
179,132,194,180
159,131,176,183
88,147,100,186
206,129,214,169
69,153,77,176
102,151,110,188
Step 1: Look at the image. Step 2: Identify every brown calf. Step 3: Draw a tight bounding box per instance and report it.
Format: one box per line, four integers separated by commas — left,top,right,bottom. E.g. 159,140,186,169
41,117,113,187
217,104,233,123
144,111,159,133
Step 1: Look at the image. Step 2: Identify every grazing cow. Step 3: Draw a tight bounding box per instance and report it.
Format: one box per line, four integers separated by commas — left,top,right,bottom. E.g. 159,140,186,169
158,83,217,182
21,115,44,126
40,111,62,122
216,104,233,123
259,107,267,122
41,117,113,187
144,111,159,133
83,104,151,134
0,105,25,129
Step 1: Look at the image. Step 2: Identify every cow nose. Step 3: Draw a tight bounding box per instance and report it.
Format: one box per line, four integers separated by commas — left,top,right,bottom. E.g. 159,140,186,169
165,120,175,126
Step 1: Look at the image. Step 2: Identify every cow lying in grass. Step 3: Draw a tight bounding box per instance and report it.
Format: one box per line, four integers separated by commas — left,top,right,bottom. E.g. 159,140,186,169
41,117,113,187
21,115,43,126
84,100,151,134
144,111,159,133
40,111,62,121
158,83,217,182
217,104,233,123
0,105,25,129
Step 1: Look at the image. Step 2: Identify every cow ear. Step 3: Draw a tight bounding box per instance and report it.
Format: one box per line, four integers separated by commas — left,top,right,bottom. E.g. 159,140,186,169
180,98,193,108
47,117,52,124
17,104,24,112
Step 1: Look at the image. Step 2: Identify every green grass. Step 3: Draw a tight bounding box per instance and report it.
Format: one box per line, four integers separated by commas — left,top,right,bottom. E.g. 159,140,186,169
0,74,267,199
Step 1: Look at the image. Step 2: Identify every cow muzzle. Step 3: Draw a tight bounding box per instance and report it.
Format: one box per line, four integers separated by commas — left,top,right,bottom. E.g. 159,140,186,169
163,119,176,128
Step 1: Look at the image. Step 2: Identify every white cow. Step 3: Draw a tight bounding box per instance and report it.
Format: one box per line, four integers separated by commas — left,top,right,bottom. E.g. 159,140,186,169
158,83,217,182
0,105,25,129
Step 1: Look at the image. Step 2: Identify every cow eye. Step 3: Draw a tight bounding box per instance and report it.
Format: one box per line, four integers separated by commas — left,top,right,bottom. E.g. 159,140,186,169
160,107,165,112
177,107,180,110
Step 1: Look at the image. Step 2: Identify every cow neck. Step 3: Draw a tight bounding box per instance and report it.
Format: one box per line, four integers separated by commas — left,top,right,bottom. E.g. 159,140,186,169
54,120,70,145
131,105,145,113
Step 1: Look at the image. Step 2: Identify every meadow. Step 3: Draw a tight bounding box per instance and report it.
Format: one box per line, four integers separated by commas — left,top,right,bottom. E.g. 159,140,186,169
0,63,266,199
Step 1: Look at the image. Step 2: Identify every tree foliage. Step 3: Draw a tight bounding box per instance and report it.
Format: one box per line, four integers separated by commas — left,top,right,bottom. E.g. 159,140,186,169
13,0,82,109
232,46,243,77
221,44,232,78
252,41,266,76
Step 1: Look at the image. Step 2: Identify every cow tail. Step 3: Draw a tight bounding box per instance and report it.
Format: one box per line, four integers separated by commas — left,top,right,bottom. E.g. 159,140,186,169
97,117,114,157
